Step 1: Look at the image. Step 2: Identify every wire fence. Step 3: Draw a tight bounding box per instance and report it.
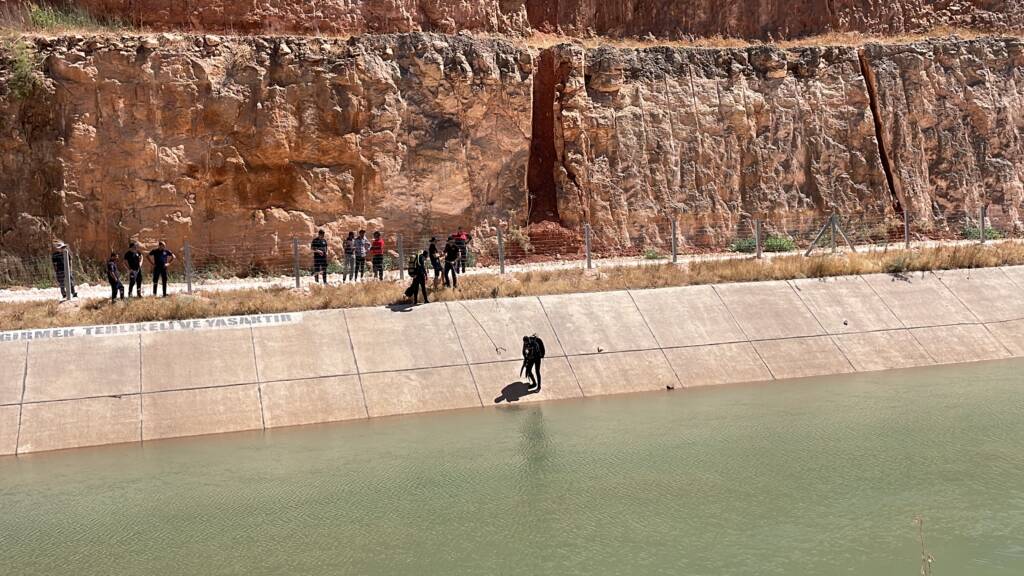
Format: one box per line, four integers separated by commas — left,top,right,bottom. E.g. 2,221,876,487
0,206,1017,296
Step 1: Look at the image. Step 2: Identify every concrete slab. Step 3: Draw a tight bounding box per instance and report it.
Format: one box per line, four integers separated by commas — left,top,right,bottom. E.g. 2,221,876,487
0,405,18,456
662,343,772,387
861,273,976,328
995,265,1024,290
359,366,481,418
790,276,902,334
142,384,263,441
346,304,464,373
17,396,140,454
937,268,1024,323
471,358,582,405
753,336,854,380
629,285,747,347
909,325,1011,365
447,298,564,364
24,335,140,403
983,319,1024,356
260,376,366,429
0,341,27,405
833,330,934,372
713,281,824,340
568,350,679,396
539,291,658,356
253,309,357,383
141,328,257,393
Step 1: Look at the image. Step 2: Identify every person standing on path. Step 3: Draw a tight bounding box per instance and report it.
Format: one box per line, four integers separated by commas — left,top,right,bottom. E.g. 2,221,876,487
408,249,430,304
443,235,460,288
106,252,125,303
147,241,176,297
353,230,369,281
370,231,385,281
51,241,77,300
428,236,442,289
311,229,329,285
124,241,143,297
343,231,356,282
521,335,546,391
454,226,471,273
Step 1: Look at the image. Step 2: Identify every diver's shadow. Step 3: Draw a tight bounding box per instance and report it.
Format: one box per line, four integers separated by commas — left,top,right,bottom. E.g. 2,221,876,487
494,381,540,404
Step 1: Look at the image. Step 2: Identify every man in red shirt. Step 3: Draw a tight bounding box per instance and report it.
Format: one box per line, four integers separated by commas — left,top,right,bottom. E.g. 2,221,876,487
370,231,385,280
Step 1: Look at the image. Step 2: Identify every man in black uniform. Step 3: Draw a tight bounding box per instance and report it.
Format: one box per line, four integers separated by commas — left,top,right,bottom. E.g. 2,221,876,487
124,241,143,297
407,249,429,304
147,241,176,297
521,335,546,391
311,229,329,285
51,241,77,300
428,236,442,289
107,252,125,303
443,236,460,288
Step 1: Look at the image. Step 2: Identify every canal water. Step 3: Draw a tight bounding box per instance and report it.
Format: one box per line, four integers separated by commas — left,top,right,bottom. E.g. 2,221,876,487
1,360,1022,575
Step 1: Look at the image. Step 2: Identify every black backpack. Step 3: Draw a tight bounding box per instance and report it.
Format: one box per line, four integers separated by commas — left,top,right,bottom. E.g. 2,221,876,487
530,336,546,359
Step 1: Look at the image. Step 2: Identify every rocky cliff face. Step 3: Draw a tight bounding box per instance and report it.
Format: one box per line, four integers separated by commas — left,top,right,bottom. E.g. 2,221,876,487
862,38,1024,226
37,0,1024,39
0,33,532,259
2,34,1023,264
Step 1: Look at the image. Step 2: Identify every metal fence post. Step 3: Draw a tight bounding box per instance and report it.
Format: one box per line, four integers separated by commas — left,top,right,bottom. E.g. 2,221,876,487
584,224,592,269
497,228,506,274
755,219,763,259
397,234,405,280
830,213,837,254
292,237,300,289
184,240,193,294
904,210,911,250
671,220,678,263
62,246,72,300
980,205,987,245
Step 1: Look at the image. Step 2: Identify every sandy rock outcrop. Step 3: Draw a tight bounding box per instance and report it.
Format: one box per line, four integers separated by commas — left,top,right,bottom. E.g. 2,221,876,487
0,33,532,261
37,0,1024,39
534,43,894,248
862,38,1024,228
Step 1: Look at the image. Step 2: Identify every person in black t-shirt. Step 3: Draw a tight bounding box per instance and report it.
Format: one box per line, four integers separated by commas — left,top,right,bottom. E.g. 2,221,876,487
124,241,143,297
50,241,77,300
107,252,125,303
428,236,442,289
443,236,459,288
311,229,329,285
147,241,176,297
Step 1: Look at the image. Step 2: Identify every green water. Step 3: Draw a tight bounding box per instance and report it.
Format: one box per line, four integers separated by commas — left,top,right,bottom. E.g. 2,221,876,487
1,361,1023,575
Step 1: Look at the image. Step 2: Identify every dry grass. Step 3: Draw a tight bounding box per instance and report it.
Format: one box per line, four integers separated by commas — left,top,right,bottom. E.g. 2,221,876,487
3,243,1024,331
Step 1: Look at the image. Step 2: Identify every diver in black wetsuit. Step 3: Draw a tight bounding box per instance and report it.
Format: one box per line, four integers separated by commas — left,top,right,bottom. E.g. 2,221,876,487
521,335,546,391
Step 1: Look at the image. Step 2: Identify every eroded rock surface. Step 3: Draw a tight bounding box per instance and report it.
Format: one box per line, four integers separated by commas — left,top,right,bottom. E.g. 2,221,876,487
41,0,1024,39
0,33,532,260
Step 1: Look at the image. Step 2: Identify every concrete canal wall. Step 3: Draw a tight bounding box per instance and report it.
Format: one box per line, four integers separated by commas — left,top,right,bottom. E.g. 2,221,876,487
4,266,1024,455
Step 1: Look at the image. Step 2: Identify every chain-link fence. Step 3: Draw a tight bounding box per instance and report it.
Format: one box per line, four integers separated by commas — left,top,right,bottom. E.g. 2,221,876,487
0,206,1018,298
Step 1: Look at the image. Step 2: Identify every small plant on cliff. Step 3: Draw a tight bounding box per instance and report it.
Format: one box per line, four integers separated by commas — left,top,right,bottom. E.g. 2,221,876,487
27,2,123,32
643,248,666,260
961,223,1003,241
0,38,42,100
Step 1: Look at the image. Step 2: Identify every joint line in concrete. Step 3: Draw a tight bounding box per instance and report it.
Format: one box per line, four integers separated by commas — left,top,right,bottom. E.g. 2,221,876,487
627,290,683,389
250,327,267,430
934,272,1015,357
786,280,856,372
860,274,938,363
711,284,776,380
138,333,144,442
537,297,585,397
445,303,483,407
342,309,371,419
14,340,29,455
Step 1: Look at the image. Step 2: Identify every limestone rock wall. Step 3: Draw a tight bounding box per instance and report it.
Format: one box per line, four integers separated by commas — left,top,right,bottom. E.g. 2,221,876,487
0,33,533,259
38,0,1024,39
862,38,1024,226
542,43,893,248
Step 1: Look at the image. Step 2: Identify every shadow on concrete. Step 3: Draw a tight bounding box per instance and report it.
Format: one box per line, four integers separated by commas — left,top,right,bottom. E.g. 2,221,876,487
494,381,540,404
387,303,417,313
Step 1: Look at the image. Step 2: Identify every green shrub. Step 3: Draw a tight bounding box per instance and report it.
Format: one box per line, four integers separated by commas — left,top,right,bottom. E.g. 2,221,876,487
961,224,1003,241
28,2,120,31
643,248,666,260
728,235,796,253
1,38,42,100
